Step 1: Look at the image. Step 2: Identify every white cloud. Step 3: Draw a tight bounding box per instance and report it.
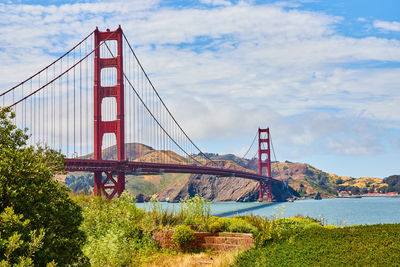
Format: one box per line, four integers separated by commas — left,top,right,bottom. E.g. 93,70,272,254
0,0,399,161
200,0,232,6
373,20,400,32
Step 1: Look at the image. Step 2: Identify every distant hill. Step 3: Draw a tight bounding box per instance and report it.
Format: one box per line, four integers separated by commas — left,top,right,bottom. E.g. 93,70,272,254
80,143,154,160
205,154,390,198
383,175,400,193
63,143,396,201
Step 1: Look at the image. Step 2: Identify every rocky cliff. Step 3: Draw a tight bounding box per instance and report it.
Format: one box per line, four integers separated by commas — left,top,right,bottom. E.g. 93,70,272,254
156,160,297,202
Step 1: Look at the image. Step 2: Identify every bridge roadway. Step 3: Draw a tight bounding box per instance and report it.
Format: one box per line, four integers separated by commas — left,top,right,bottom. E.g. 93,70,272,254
65,159,282,183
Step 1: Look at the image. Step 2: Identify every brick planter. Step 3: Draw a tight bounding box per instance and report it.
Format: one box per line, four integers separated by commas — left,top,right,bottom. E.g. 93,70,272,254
153,232,254,252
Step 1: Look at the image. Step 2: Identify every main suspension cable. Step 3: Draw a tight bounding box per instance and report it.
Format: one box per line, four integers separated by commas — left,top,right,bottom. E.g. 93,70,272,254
103,41,203,165
0,31,94,97
122,33,216,166
4,36,115,109
269,131,283,181
240,130,258,161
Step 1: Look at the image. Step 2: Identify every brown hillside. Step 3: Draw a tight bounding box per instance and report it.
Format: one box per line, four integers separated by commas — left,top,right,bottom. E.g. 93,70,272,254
80,143,154,160
134,150,187,164
156,160,294,202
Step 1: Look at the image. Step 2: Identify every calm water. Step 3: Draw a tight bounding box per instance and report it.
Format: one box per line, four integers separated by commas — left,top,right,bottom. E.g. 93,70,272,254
136,197,400,226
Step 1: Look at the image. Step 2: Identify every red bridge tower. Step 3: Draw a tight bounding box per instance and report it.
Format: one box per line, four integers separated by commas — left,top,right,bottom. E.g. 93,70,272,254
93,27,125,199
258,128,272,202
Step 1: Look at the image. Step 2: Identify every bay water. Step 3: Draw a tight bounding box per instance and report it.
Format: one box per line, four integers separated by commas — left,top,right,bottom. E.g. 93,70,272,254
136,197,400,226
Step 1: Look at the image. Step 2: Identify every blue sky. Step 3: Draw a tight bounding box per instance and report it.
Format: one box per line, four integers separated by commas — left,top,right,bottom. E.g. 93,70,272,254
0,0,399,178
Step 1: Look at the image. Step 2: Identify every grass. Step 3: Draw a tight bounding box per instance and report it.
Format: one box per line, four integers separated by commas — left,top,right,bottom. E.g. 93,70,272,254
234,224,400,266
144,251,240,267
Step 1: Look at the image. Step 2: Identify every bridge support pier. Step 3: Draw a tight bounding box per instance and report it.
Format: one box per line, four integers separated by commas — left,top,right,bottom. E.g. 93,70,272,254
94,171,125,199
258,180,272,202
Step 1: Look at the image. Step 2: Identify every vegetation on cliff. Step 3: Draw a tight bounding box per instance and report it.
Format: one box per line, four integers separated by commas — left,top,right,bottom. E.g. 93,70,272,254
383,175,400,193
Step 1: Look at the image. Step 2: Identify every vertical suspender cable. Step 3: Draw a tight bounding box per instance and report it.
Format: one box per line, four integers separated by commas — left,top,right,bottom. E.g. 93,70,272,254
86,39,89,154
38,73,40,143
80,44,82,156
67,54,69,157
59,58,63,152
73,48,76,155
46,67,48,145
52,64,55,147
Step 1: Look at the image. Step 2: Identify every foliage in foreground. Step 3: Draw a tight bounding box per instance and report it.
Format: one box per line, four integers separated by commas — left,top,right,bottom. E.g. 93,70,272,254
171,225,195,249
74,193,157,266
0,109,86,266
234,223,400,266
72,192,327,265
0,207,46,266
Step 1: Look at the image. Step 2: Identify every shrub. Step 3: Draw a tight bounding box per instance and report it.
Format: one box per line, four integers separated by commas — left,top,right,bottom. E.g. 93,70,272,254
0,109,86,266
183,217,208,232
75,193,155,266
172,225,195,249
304,223,323,230
178,194,210,220
237,215,269,231
228,218,258,234
254,217,323,247
208,217,231,232
0,207,45,266
324,225,340,229
209,221,222,233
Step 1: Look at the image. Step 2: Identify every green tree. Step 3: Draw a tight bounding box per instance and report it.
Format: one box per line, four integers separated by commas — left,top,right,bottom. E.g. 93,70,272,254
0,207,47,266
0,109,87,265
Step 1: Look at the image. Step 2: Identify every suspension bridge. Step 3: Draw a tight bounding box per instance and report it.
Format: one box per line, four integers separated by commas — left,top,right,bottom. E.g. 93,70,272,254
0,26,282,201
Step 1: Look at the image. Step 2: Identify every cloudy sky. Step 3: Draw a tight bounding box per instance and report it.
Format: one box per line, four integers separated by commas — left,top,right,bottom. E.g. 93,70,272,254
1,0,399,178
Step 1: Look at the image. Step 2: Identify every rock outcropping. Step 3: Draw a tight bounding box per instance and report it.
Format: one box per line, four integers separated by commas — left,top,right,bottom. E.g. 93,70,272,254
157,160,296,202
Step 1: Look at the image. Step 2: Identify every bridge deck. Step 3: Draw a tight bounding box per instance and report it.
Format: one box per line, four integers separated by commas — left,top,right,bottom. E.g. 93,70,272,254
64,159,282,183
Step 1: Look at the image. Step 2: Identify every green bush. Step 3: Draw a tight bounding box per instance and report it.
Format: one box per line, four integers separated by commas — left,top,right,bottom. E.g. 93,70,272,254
0,109,86,266
178,194,210,220
254,217,323,247
304,222,323,230
324,225,340,229
228,218,258,234
237,215,269,231
75,193,156,266
209,221,222,233
0,207,46,266
172,225,195,249
183,217,208,232
214,217,232,232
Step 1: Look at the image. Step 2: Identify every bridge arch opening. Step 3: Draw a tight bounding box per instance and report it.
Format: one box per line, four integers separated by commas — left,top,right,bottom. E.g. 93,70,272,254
100,67,117,87
101,132,117,160
101,97,117,121
100,40,118,59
